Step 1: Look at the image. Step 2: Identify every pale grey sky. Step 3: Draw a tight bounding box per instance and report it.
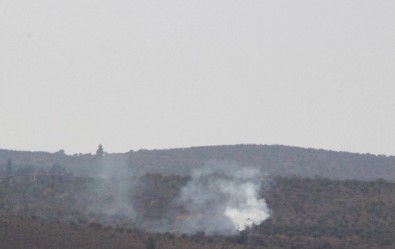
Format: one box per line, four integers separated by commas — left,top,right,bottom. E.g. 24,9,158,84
1,0,394,155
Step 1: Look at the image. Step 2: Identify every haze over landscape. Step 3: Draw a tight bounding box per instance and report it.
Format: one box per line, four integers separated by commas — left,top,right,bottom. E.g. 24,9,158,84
1,1,395,249
1,0,395,155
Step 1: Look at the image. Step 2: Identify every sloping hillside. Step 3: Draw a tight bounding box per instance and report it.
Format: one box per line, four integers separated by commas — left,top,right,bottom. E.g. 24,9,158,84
125,145,395,180
1,175,395,249
3,144,393,181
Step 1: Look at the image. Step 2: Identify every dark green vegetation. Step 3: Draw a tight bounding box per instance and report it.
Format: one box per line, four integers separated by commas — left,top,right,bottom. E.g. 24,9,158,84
0,174,395,248
0,145,395,248
1,144,395,180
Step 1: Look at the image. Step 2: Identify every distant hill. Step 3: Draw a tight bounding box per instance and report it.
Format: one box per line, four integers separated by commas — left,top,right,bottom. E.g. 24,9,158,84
1,145,395,248
1,144,395,181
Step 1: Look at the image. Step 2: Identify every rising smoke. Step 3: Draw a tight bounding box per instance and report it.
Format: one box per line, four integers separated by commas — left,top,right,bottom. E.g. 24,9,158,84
84,156,137,224
85,159,270,235
172,161,271,235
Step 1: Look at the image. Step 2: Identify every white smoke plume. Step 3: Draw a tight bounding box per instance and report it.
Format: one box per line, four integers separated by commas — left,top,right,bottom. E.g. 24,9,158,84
82,158,270,235
84,156,137,223
172,161,270,235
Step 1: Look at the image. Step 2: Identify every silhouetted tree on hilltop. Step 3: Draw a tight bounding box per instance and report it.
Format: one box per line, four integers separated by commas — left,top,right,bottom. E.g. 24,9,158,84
96,144,104,158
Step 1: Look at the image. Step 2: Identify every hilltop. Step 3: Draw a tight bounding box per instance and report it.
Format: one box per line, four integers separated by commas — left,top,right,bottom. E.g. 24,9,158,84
1,144,395,181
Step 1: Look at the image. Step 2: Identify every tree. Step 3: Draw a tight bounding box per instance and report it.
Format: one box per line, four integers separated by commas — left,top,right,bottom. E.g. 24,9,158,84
237,230,249,244
145,237,155,249
6,159,12,175
96,144,104,157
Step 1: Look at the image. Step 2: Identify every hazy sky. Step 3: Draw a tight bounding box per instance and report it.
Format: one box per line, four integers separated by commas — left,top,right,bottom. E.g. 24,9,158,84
1,0,394,155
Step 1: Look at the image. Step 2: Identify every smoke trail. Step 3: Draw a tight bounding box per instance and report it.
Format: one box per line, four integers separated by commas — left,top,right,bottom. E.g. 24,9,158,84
81,158,270,235
83,156,137,224
172,161,270,235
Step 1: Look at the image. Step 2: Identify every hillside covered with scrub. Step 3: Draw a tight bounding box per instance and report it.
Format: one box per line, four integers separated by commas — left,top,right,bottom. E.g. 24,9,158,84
1,144,395,181
0,174,395,248
0,145,395,248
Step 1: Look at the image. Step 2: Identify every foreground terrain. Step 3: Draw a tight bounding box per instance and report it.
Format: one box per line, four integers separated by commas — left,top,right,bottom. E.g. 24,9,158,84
0,174,394,248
